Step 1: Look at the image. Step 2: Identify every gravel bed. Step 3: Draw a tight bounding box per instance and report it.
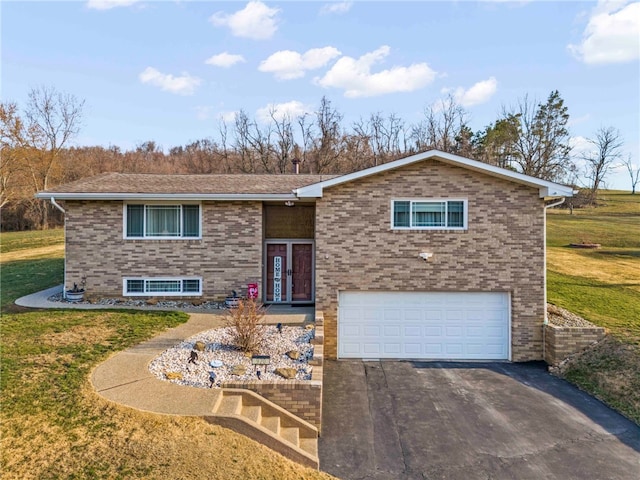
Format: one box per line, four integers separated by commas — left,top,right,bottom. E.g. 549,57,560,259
547,304,599,328
149,325,314,388
47,292,227,310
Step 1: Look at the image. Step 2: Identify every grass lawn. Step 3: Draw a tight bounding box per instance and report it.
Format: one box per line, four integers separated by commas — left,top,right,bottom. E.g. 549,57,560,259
547,191,640,424
0,232,334,479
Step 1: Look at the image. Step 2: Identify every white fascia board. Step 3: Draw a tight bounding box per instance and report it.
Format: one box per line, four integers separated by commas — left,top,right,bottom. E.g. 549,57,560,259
35,192,299,201
294,149,574,199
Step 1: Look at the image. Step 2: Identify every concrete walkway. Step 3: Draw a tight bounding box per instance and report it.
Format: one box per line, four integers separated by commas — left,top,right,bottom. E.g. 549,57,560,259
17,287,314,416
91,313,225,416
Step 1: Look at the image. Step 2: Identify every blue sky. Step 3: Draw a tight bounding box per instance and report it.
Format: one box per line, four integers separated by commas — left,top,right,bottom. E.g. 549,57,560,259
2,0,639,189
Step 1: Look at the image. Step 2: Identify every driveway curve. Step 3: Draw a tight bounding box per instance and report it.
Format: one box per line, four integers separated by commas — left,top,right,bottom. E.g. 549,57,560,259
319,361,640,480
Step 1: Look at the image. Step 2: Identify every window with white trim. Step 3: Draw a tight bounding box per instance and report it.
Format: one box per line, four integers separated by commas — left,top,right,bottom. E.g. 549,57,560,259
125,204,201,239
123,277,202,296
392,199,467,229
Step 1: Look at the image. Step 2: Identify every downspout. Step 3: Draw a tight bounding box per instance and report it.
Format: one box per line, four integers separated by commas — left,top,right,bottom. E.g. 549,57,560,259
542,196,565,363
50,197,67,299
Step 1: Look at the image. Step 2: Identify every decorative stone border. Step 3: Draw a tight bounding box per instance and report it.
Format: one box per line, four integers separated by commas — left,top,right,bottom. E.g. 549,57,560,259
222,311,325,430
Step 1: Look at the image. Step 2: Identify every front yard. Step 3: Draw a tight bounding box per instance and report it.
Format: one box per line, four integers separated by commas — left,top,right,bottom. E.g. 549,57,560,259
0,232,333,480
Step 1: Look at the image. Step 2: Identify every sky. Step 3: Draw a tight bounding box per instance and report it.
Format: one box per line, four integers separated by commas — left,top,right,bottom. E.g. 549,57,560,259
2,0,639,190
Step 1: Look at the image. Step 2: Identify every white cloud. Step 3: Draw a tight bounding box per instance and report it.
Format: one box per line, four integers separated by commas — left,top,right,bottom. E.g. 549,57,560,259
447,77,498,107
138,67,202,96
195,106,213,121
568,1,640,65
86,0,141,10
259,47,342,80
315,46,437,98
256,100,312,123
210,1,280,40
205,52,246,68
218,111,239,123
320,2,353,15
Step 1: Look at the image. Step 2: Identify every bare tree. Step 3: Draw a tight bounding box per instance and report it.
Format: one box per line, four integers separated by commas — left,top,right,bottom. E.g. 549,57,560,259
409,95,468,154
583,126,623,202
25,86,84,227
308,96,344,173
270,109,295,173
0,102,27,209
623,155,640,194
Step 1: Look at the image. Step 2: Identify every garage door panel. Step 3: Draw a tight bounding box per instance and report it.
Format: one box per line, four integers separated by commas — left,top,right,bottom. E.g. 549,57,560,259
339,291,510,360
363,325,381,336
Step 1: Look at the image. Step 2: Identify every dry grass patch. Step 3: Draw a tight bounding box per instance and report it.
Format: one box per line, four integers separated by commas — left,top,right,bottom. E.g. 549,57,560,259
555,337,640,425
2,386,334,480
1,308,335,479
547,247,640,293
1,244,65,262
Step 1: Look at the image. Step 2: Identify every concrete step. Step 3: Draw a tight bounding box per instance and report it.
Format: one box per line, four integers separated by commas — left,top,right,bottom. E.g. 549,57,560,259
298,437,318,458
261,415,280,434
206,389,319,469
241,404,262,423
216,395,242,415
279,426,300,447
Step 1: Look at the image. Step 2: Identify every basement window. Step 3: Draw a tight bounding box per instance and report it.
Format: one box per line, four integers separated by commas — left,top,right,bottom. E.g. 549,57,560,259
123,277,202,296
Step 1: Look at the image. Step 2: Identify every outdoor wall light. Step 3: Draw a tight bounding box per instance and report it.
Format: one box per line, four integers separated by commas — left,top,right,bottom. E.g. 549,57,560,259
419,252,433,262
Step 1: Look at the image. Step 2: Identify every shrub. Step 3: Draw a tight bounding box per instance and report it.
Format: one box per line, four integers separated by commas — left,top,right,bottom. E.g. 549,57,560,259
225,298,266,354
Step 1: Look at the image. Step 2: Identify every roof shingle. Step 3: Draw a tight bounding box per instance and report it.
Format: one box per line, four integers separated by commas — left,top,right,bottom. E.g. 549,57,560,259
41,172,336,195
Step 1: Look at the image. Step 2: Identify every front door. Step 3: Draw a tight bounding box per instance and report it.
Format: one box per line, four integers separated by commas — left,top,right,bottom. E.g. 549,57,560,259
265,241,313,303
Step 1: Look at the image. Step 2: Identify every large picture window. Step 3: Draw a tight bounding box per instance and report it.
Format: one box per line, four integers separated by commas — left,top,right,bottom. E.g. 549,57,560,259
392,199,466,230
125,204,201,238
123,277,202,296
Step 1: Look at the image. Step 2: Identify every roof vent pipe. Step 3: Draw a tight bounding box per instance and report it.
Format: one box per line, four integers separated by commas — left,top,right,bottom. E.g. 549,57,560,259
292,158,301,175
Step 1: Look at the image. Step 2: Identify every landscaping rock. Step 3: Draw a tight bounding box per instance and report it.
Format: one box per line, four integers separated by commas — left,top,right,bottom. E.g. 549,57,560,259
275,367,297,379
146,298,159,306
231,365,247,376
194,341,206,352
286,350,301,360
165,371,183,380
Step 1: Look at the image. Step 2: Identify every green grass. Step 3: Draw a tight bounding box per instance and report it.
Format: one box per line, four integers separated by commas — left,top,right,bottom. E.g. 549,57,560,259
1,258,64,310
547,190,640,424
547,271,640,343
0,228,64,254
2,309,187,422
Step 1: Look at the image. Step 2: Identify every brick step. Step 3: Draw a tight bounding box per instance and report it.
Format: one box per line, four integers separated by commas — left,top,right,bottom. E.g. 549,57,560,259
207,389,319,469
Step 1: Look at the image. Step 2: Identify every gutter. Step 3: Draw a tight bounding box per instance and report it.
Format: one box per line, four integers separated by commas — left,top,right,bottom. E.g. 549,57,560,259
50,197,67,299
542,197,565,327
50,197,66,213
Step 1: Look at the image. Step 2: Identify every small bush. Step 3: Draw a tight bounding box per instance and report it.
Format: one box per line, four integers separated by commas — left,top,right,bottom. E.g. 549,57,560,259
225,298,266,354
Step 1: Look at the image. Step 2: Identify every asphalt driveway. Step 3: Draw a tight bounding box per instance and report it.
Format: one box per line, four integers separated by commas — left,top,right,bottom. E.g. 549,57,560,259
319,361,640,480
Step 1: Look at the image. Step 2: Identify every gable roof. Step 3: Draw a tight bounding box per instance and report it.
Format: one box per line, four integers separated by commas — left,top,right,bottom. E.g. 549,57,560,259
295,150,574,199
36,150,574,202
36,172,336,201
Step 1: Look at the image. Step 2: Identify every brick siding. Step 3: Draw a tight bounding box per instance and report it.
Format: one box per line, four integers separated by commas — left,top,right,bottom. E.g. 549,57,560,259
543,324,606,366
314,159,547,361
64,200,263,300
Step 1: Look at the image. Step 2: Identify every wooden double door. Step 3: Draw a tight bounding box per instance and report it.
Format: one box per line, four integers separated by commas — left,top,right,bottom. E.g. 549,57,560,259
265,241,314,303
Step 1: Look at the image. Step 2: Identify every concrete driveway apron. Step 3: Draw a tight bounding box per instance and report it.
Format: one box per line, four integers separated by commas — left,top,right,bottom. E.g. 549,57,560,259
319,361,640,480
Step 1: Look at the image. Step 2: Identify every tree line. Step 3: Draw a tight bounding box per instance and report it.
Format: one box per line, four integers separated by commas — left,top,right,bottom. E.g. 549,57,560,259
1,87,637,231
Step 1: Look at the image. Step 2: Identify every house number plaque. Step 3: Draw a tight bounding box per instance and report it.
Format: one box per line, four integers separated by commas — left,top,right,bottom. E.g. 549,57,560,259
273,256,282,302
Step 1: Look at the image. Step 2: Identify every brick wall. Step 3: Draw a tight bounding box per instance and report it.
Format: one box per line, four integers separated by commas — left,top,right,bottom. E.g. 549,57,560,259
222,312,325,429
314,159,547,361
64,200,263,300
544,324,606,366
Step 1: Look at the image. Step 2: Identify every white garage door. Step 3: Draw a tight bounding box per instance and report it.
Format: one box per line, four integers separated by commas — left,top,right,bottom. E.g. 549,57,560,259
338,291,510,360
